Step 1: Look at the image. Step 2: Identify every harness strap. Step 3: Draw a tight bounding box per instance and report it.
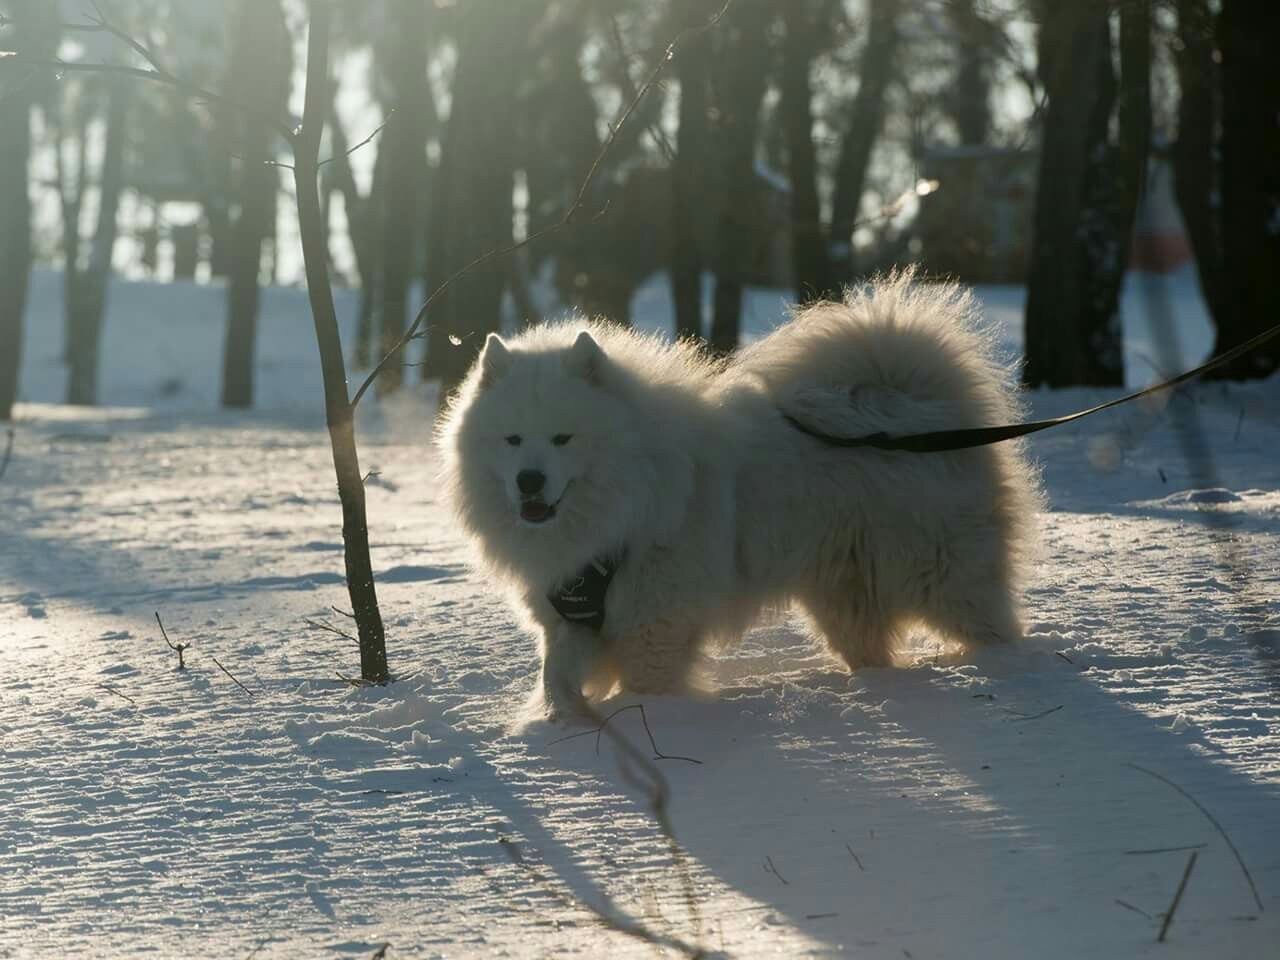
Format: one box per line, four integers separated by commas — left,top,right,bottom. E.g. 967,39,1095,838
785,320,1280,453
547,556,620,631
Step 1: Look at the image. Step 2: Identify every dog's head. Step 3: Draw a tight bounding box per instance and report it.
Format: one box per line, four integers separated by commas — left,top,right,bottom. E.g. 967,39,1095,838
468,329,612,527
438,323,704,584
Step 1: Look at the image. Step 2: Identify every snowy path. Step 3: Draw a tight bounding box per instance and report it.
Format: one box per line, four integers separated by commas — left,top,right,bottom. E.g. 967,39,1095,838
2,381,1278,958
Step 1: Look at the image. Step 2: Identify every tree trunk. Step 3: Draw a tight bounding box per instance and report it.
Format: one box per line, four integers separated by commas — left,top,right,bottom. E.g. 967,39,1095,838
0,2,37,421
670,1,715,341
709,0,769,355
1024,3,1132,388
780,0,828,303
828,0,900,289
1209,0,1280,379
55,101,89,363
221,0,290,409
423,0,521,396
1093,0,1151,365
297,1,388,683
328,92,384,368
1171,0,1225,325
947,0,993,145
67,82,129,406
375,0,429,397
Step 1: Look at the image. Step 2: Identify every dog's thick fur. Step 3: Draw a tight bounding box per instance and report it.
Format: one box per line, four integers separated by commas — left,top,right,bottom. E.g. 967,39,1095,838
437,272,1041,720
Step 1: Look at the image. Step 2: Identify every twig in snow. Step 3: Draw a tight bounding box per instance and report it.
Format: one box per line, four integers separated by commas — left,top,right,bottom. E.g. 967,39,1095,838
331,606,356,620
336,670,375,688
806,912,838,920
763,855,789,886
1233,407,1244,443
304,617,358,647
1127,763,1263,912
846,843,865,871
548,703,703,764
1125,843,1207,856
155,611,188,669
369,944,389,960
1006,704,1064,722
211,655,255,698
1156,850,1199,942
96,682,136,707
1054,651,1074,664
0,427,13,481
1115,899,1153,920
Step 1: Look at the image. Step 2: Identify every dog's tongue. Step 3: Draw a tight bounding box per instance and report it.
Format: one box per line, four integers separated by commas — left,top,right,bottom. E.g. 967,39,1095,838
520,499,551,523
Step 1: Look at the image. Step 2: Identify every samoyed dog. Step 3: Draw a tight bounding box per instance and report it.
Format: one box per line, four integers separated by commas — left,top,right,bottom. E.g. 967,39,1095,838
437,272,1040,721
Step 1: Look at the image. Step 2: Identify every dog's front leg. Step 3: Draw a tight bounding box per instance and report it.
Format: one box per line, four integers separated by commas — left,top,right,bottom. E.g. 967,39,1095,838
532,621,606,723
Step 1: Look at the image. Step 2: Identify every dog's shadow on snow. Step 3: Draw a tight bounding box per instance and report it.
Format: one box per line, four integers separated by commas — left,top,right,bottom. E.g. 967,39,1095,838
502,628,1280,957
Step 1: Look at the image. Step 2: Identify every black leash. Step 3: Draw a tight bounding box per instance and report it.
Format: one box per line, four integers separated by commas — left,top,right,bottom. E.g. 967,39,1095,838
784,321,1280,454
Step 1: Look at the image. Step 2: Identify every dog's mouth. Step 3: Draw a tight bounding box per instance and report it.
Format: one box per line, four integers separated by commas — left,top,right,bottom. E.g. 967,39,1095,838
520,498,557,524
519,483,570,525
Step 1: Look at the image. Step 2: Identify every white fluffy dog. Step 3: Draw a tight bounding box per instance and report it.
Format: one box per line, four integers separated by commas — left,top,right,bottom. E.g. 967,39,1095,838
437,272,1041,720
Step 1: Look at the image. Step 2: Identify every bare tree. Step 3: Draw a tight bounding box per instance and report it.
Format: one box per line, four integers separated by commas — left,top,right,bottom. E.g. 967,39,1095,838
709,0,769,354
780,0,831,303
374,0,429,396
670,0,718,341
51,86,91,362
5,1,391,679
945,0,993,145
66,79,130,406
1207,0,1280,379
0,1,56,421
221,0,291,408
423,0,526,396
1171,0,1223,326
1024,0,1149,388
827,0,901,289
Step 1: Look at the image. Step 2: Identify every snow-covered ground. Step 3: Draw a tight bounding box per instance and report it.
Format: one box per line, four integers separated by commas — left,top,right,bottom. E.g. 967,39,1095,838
3,269,1278,958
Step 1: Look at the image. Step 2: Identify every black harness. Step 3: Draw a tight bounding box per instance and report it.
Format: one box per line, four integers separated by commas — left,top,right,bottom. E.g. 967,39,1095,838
547,555,621,631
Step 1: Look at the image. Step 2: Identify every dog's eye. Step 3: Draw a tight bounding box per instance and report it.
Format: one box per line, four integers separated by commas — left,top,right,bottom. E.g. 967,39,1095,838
552,434,573,447
505,435,522,446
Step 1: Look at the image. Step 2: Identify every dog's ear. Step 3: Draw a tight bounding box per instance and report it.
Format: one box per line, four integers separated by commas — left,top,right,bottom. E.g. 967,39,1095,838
564,331,605,383
479,333,511,385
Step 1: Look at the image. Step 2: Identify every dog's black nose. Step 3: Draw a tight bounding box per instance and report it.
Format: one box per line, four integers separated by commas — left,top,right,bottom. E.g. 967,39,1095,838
516,469,546,495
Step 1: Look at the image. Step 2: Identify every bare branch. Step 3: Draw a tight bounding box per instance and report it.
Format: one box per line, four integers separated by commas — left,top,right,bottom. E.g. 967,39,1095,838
350,0,737,408
763,855,789,885
155,611,189,669
319,109,393,169
549,703,702,764
1156,851,1198,942
1,57,296,141
82,2,167,75
304,617,359,647
96,682,136,707
211,655,255,698
1128,763,1263,912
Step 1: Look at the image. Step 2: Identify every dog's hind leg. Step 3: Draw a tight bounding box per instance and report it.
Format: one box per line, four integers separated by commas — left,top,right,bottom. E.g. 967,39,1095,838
613,620,701,695
801,591,901,669
924,572,1024,651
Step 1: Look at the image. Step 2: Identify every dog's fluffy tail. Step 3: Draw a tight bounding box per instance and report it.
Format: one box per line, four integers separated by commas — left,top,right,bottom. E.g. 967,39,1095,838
733,268,1026,438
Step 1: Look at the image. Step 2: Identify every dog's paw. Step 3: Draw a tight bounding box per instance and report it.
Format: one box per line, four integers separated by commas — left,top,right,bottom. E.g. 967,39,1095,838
521,684,594,728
